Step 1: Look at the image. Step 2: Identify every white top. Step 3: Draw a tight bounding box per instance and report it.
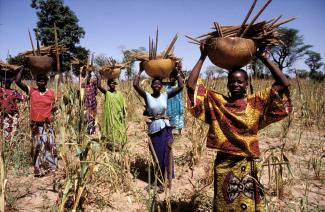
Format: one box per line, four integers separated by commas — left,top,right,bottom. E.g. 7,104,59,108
145,92,170,134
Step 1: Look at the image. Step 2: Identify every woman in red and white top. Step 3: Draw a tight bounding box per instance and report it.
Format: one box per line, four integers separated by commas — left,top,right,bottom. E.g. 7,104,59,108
16,69,58,177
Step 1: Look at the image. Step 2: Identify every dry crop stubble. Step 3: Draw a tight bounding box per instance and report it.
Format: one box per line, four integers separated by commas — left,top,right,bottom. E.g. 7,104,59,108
2,77,325,211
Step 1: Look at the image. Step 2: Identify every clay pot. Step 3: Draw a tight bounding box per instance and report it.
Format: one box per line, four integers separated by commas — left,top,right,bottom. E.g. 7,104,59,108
25,55,53,74
100,67,121,80
143,59,176,78
206,37,256,70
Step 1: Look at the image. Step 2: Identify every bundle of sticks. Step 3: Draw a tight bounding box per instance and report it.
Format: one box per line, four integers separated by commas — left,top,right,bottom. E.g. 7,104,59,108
0,62,22,73
186,0,295,49
19,45,68,57
129,29,179,61
102,57,130,70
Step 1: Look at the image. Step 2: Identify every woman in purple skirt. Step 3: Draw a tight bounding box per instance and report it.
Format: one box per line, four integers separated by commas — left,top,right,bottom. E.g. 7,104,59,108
133,62,183,192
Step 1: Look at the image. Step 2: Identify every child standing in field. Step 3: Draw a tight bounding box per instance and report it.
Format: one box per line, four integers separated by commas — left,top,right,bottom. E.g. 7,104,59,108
16,69,58,177
187,43,292,211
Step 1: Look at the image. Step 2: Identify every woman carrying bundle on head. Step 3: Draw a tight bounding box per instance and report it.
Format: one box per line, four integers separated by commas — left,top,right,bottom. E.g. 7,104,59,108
187,43,292,211
97,76,127,151
0,73,25,141
16,68,58,177
133,61,184,192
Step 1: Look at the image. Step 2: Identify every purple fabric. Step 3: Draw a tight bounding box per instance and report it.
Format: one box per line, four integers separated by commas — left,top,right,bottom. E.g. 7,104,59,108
85,81,97,135
85,81,98,111
149,126,174,180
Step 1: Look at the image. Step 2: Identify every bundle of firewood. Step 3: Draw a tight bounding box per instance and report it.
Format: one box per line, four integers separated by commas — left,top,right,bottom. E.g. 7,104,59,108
187,0,295,49
186,0,295,70
19,45,68,57
0,62,22,73
129,32,179,62
129,30,181,78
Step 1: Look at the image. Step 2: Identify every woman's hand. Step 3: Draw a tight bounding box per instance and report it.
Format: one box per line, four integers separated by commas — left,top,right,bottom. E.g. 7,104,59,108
256,45,269,60
175,60,182,72
200,42,208,59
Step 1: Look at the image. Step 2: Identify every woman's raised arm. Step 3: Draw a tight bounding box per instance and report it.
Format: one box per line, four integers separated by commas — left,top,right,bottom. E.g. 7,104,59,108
133,62,146,99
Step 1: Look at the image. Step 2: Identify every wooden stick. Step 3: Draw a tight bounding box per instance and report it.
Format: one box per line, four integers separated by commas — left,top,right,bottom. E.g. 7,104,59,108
240,0,273,37
151,39,154,60
54,23,61,74
237,0,258,36
185,35,201,44
28,29,36,56
214,22,223,37
163,33,178,59
271,17,296,28
188,41,200,45
196,31,217,39
35,32,41,56
149,37,152,60
155,27,159,59
265,15,282,30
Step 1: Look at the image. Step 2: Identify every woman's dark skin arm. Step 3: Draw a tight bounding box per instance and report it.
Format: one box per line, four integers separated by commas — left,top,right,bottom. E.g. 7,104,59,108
167,68,184,98
97,75,107,94
187,43,207,104
133,62,146,99
258,51,290,93
15,67,29,94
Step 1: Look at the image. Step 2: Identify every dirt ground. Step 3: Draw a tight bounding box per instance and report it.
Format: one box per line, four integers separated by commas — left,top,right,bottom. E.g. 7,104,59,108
3,80,325,212
5,115,325,211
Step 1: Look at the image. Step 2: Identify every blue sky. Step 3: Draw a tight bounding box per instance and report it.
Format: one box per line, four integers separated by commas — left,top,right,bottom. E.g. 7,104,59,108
0,0,324,72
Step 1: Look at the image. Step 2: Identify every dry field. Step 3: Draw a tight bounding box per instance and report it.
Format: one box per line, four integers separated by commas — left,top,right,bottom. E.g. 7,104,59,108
1,77,325,211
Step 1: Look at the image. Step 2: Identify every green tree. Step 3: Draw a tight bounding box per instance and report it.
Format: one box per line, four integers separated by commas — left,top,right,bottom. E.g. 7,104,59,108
31,0,89,72
305,51,324,81
269,28,312,71
305,50,323,74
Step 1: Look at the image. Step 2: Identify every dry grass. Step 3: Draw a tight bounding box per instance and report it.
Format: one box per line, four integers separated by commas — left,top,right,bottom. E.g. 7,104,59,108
2,77,325,211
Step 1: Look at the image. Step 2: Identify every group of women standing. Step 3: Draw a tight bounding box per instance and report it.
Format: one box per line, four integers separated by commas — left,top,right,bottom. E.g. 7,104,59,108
0,43,292,211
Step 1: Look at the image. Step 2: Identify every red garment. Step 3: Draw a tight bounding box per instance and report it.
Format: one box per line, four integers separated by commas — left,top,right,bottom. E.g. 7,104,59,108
29,87,55,122
0,87,25,114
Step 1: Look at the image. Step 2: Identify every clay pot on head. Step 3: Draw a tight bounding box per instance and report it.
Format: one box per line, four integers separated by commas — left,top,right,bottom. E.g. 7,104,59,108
100,67,121,80
143,58,176,78
206,37,256,70
25,55,53,74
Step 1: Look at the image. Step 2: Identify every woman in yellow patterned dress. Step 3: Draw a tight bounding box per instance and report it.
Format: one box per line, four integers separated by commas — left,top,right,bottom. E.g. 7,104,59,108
187,44,292,211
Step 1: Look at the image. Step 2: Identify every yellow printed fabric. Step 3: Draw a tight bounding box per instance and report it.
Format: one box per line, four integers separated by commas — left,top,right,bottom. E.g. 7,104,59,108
214,154,265,212
188,81,292,158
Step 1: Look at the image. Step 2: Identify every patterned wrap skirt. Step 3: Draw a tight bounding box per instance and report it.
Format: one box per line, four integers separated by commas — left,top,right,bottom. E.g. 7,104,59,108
149,127,175,181
31,122,58,176
0,113,19,141
85,110,96,135
169,114,184,130
214,152,265,212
